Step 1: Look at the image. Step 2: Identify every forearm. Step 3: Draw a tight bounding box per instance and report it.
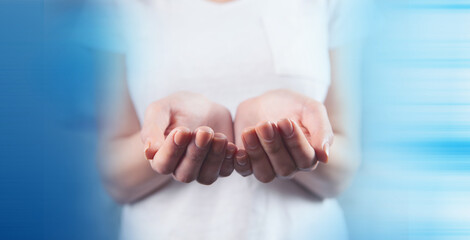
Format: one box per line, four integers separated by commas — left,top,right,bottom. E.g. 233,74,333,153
99,132,171,204
293,134,360,199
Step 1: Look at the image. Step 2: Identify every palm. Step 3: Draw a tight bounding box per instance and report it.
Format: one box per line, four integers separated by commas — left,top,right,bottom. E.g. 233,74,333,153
231,89,333,182
142,92,237,184
234,90,309,146
164,92,234,142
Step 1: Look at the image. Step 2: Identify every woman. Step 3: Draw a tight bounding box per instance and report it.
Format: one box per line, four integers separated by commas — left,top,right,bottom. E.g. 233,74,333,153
97,0,360,239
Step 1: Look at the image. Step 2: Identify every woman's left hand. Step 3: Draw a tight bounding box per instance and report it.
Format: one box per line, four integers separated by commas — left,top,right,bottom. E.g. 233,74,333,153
233,89,334,183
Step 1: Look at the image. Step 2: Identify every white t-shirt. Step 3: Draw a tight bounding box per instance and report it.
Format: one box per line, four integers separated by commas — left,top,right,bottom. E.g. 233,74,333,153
82,0,348,239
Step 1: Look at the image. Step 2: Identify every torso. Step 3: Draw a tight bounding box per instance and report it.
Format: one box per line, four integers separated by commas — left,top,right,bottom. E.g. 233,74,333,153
118,0,346,239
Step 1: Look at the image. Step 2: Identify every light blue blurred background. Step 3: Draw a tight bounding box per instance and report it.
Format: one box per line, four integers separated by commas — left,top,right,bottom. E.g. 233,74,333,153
0,0,469,239
340,1,470,239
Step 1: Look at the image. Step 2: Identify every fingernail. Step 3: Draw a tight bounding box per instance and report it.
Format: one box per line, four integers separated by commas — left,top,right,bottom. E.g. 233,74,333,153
278,118,294,138
212,135,227,154
257,121,275,142
242,129,259,150
144,139,151,152
235,151,247,166
226,144,237,159
195,128,214,148
144,140,152,160
323,143,330,163
174,128,191,146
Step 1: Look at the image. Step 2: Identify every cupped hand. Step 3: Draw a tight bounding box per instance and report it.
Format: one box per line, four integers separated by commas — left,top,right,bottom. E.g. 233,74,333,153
233,89,334,183
141,92,237,185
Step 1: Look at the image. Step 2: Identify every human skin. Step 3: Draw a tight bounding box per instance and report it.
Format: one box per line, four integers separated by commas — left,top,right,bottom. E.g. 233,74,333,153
141,92,237,184
234,49,360,198
233,90,348,198
99,49,359,203
207,0,356,197
98,60,237,203
233,89,332,182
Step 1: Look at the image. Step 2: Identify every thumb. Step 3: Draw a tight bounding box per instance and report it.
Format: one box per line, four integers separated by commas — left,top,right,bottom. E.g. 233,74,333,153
301,100,334,163
141,101,171,160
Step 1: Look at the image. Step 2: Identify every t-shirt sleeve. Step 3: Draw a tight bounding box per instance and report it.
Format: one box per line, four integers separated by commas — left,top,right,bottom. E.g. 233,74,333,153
74,0,127,54
327,0,347,49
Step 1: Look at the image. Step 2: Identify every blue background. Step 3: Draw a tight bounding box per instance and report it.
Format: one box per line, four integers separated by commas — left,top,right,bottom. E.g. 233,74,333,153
0,0,469,239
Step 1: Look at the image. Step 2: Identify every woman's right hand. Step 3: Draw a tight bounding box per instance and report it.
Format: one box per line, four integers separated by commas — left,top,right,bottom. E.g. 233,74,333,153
141,92,237,185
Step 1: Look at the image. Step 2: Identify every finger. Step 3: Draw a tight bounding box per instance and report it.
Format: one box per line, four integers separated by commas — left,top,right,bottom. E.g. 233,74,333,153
173,126,214,183
278,118,318,171
301,101,334,163
234,149,252,177
141,102,171,160
233,120,245,150
219,142,237,177
150,127,192,174
197,133,227,185
255,121,297,178
242,128,275,183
